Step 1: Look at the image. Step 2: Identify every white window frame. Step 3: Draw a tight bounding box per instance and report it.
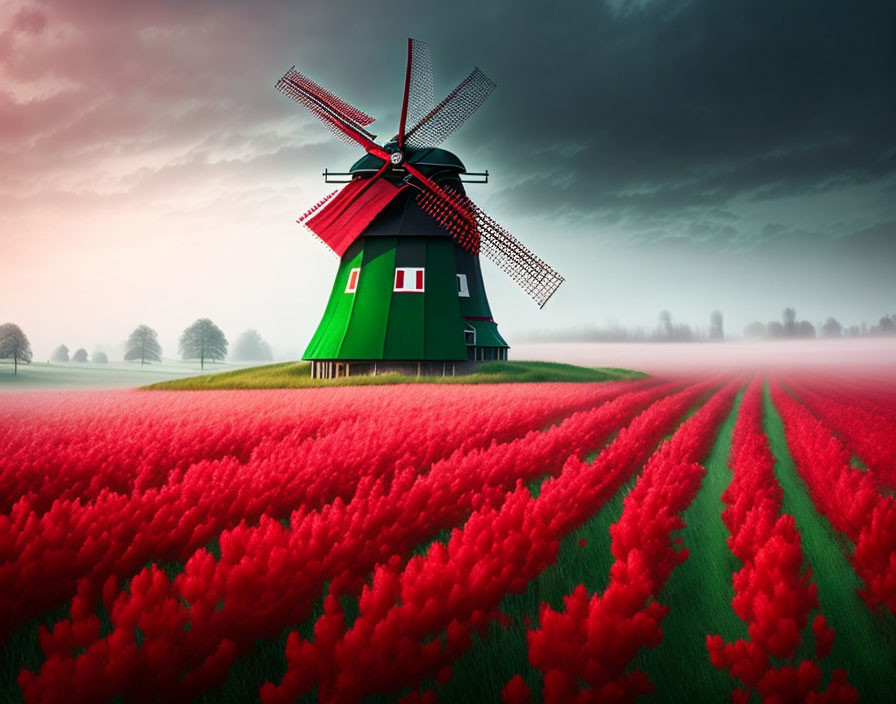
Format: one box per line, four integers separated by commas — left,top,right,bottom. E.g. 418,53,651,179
345,267,360,293
457,273,470,297
394,267,425,293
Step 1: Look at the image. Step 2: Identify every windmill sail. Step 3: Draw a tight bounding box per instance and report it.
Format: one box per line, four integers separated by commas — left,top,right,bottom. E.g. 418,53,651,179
404,68,496,149
275,68,382,152
415,186,563,307
472,204,565,308
398,39,435,145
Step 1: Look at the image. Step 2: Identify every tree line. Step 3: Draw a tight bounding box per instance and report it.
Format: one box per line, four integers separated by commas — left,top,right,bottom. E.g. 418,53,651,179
743,309,896,340
526,307,896,344
1,319,273,374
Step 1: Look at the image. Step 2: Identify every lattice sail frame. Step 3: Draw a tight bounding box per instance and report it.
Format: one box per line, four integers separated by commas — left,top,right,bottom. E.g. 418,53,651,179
399,39,434,142
416,187,564,308
404,68,496,149
275,68,378,148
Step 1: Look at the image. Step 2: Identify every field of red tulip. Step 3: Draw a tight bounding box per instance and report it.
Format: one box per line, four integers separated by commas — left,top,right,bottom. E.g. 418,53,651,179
2,373,896,703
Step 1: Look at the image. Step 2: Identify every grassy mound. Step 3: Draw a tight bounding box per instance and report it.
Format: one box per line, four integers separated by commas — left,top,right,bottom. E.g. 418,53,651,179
142,360,645,390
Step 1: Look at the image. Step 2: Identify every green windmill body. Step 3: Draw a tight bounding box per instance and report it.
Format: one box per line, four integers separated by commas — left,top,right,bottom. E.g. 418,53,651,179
277,40,562,379
303,147,508,378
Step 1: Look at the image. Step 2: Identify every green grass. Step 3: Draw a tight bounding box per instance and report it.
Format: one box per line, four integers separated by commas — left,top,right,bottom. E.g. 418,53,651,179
762,385,896,699
1,604,71,704
634,389,746,702
141,361,646,391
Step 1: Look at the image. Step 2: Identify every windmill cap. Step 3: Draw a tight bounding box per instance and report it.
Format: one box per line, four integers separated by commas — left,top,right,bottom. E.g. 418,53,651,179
350,147,467,175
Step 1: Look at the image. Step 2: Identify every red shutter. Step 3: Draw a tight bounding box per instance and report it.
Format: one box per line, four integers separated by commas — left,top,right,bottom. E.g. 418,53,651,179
416,270,424,290
395,269,405,289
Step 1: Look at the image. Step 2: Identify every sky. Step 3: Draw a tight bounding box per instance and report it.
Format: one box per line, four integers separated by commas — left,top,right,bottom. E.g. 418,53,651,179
1,0,894,359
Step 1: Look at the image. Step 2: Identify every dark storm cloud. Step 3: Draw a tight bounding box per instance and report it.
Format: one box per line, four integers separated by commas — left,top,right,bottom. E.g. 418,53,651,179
452,0,896,227
2,0,893,246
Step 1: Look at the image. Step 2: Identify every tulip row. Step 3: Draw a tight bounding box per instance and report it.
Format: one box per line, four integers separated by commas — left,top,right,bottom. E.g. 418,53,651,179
1,381,643,638
792,376,896,423
17,380,696,702
771,380,896,617
522,380,740,703
706,379,857,702
787,379,896,489
1,382,635,513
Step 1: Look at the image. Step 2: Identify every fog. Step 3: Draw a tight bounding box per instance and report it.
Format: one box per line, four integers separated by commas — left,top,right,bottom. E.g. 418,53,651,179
514,339,896,377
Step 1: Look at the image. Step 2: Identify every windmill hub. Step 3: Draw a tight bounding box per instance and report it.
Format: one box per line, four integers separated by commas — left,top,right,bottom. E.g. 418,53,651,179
389,150,405,166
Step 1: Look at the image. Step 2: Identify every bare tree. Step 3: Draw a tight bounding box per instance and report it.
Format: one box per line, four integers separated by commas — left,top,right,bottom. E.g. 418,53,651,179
125,325,162,365
51,344,70,363
0,323,33,375
180,318,228,370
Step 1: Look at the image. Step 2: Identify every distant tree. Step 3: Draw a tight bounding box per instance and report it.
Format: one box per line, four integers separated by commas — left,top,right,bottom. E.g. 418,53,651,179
796,321,816,338
51,344,70,362
782,307,797,337
125,325,162,365
657,310,673,340
709,310,724,341
0,323,33,375
231,329,273,362
766,321,785,339
821,317,842,338
879,316,895,335
743,321,766,339
671,323,693,342
847,325,860,337
92,351,109,364
72,348,89,363
180,318,228,370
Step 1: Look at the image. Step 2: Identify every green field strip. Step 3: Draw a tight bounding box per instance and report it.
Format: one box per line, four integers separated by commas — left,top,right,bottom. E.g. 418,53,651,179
634,389,747,703
197,583,329,704
762,385,896,700
1,603,70,704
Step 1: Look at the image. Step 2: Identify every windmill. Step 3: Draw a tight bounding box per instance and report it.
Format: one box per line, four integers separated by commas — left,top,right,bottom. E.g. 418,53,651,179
277,39,564,378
